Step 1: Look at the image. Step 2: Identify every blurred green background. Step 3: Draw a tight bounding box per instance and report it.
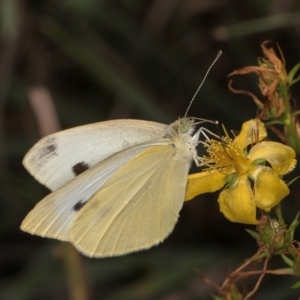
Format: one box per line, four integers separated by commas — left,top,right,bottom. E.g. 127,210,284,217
1,0,300,299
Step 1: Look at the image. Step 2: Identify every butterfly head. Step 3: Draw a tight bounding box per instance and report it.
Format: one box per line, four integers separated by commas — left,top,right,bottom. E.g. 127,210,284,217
177,117,195,135
164,118,195,140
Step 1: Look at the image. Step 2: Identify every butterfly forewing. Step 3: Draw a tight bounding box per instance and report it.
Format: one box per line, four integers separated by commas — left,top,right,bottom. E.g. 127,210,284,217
69,145,190,257
23,120,167,191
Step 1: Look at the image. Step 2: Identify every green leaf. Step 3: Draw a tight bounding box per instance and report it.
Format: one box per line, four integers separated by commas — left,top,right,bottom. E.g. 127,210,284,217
286,176,299,187
288,62,300,83
290,76,300,86
288,212,300,240
251,251,269,261
281,254,294,267
291,280,300,289
245,229,259,239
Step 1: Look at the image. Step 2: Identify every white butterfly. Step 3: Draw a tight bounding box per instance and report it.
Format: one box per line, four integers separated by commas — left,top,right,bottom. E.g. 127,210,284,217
21,52,221,257
21,118,202,257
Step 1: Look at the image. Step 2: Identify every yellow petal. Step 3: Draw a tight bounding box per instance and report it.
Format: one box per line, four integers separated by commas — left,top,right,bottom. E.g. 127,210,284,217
218,175,257,224
250,165,290,211
248,141,296,175
234,119,267,149
185,171,226,201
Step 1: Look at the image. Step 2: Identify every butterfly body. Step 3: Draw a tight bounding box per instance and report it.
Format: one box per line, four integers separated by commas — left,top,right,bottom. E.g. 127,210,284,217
21,117,200,257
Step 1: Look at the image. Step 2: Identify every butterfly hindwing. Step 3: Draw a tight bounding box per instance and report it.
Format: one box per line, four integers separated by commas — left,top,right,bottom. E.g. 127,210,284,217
20,139,170,241
69,145,190,257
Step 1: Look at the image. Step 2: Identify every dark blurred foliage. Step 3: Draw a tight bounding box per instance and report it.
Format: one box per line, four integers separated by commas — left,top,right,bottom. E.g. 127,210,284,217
1,0,300,299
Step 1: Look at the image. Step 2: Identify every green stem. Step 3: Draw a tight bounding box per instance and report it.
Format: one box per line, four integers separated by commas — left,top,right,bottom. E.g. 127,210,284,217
284,117,300,154
279,81,300,153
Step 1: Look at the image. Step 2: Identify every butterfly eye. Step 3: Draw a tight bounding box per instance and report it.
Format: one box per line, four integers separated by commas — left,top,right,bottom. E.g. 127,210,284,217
178,119,193,134
179,124,189,133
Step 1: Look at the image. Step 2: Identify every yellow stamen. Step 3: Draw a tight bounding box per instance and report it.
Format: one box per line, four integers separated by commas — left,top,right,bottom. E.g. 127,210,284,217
202,137,251,175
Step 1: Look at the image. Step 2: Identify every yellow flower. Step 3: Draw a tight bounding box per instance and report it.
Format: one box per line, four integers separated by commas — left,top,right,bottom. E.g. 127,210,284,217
186,119,296,224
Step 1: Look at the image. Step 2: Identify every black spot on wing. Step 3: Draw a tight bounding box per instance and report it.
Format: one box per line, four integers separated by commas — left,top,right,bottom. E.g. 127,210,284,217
38,137,57,158
45,144,56,154
72,162,90,176
73,200,88,211
29,137,58,168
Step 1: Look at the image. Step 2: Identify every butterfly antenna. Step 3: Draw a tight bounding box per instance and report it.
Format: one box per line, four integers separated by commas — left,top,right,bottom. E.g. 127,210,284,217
184,50,222,118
